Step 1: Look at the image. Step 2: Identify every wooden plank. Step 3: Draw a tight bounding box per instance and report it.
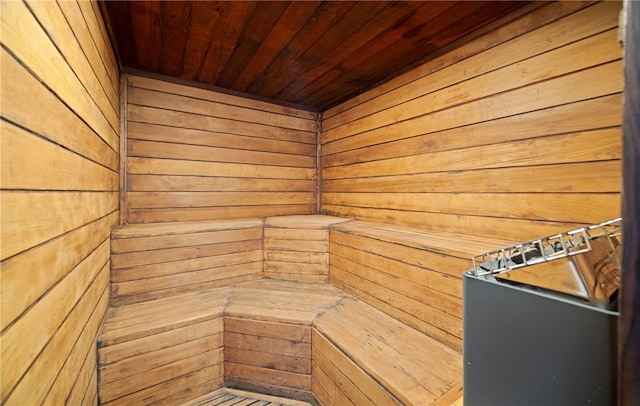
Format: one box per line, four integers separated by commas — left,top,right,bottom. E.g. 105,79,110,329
312,359,356,406
324,18,621,139
111,251,262,283
265,251,328,265
127,139,315,168
225,348,311,375
111,239,261,269
128,86,316,132
225,362,311,391
127,191,314,209
127,205,315,224
330,252,462,319
323,192,620,226
112,218,264,238
264,239,328,252
324,204,617,243
330,233,464,297
225,333,310,358
1,241,109,402
0,1,118,150
324,128,621,179
98,289,228,346
101,364,223,406
127,157,315,179
111,262,263,299
323,94,622,164
128,104,314,145
323,160,621,194
265,228,328,241
100,348,224,403
32,0,119,116
1,121,118,191
225,317,311,343
127,74,317,120
128,174,315,193
224,377,313,404
6,267,109,405
0,48,118,171
323,1,618,129
329,265,462,349
100,333,223,385
0,212,116,330
1,191,117,261
99,318,223,366
111,228,262,253
127,122,315,156
264,214,351,228
313,330,399,405
314,298,461,406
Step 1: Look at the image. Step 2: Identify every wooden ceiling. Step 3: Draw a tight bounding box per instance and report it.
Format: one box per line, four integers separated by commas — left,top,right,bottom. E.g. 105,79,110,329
101,1,531,111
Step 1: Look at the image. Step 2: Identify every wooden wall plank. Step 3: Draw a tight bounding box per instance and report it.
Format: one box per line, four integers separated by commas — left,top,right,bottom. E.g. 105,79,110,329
321,1,623,243
0,1,119,404
124,74,318,223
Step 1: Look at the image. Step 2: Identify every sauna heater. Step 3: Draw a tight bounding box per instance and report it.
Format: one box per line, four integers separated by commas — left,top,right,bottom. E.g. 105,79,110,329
463,218,621,406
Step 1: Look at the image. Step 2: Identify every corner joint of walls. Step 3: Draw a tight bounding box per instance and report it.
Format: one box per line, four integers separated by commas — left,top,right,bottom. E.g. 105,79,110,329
119,72,128,225
316,112,323,215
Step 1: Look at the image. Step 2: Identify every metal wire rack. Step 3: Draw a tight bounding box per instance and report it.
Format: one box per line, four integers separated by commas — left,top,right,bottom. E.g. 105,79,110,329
472,218,622,277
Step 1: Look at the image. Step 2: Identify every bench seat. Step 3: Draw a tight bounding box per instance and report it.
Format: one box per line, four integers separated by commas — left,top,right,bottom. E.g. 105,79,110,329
97,288,229,405
329,220,513,351
314,297,462,406
98,215,505,405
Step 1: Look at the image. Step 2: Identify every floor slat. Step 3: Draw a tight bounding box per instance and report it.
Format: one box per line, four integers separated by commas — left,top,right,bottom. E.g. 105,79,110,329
180,388,312,406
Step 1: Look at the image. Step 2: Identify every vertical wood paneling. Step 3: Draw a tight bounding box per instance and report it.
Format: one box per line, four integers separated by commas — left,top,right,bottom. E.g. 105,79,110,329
0,1,119,404
321,1,623,243
124,74,318,223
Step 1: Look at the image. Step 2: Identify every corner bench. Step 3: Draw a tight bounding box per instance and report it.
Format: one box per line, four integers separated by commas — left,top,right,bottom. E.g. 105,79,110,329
98,215,511,405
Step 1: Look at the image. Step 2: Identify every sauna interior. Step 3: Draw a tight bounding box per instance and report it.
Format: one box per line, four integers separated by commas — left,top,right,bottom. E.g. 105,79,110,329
2,1,637,405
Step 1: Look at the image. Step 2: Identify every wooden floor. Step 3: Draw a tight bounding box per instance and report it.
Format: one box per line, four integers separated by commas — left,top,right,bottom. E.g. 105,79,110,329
181,388,312,406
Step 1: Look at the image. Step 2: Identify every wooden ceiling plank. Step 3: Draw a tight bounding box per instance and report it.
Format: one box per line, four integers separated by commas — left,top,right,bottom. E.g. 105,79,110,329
216,1,291,89
265,1,390,101
130,1,162,72
244,1,357,98
179,2,223,81
102,1,137,67
197,1,256,84
159,1,192,77
231,1,323,93
310,1,529,109
283,1,454,106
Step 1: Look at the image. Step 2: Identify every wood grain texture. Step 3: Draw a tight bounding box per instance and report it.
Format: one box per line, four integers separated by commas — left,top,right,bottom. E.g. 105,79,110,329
0,1,119,404
321,1,623,243
101,1,531,110
124,74,318,223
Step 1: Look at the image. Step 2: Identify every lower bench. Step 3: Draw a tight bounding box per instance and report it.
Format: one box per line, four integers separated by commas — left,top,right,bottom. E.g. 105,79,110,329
97,279,462,405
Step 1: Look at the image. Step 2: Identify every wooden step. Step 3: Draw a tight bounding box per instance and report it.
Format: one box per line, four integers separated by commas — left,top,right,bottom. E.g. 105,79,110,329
224,280,347,403
314,297,463,406
329,220,514,352
110,219,264,305
264,215,352,282
97,288,229,405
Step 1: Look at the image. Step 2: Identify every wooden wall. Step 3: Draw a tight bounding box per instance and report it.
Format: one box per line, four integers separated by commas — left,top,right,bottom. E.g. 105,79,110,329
122,75,319,224
321,1,624,243
1,1,119,405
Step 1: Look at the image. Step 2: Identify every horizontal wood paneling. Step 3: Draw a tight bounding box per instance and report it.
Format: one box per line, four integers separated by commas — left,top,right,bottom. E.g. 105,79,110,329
0,1,119,405
110,219,264,305
321,1,623,243
124,74,318,223
264,215,352,282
